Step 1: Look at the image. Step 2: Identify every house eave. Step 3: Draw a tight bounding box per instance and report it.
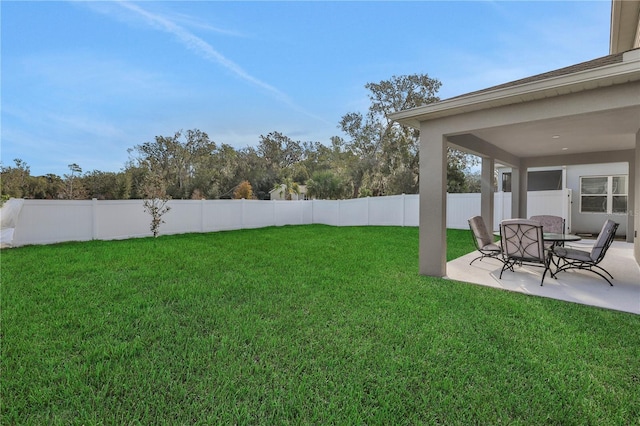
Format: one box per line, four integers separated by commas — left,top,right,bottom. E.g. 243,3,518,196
610,0,640,54
389,51,640,129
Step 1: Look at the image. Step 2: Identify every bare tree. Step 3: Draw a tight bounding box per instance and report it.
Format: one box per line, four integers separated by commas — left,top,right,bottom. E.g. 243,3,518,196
142,172,171,238
62,163,88,199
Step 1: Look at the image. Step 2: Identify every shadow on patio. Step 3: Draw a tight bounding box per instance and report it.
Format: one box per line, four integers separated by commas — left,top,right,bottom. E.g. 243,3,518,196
447,239,640,315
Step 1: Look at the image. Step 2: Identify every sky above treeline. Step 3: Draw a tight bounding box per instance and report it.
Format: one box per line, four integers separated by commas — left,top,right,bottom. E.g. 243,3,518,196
2,1,611,177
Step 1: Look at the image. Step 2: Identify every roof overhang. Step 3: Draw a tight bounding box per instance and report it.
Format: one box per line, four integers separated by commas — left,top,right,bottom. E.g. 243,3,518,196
610,0,640,54
389,50,640,130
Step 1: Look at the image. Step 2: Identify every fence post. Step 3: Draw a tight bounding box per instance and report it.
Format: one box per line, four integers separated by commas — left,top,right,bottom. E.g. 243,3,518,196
92,198,98,240
366,197,370,226
241,198,245,229
199,199,204,232
402,194,406,227
299,200,304,225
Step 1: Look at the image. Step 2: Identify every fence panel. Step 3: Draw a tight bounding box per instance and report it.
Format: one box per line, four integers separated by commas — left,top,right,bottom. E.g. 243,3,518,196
95,200,150,239
301,201,314,225
13,200,94,246
160,201,202,236
369,195,404,226
494,192,511,231
527,190,565,217
274,201,304,226
242,200,276,229
446,193,480,230
338,198,368,226
5,190,569,247
204,200,243,231
311,200,339,226
403,195,419,226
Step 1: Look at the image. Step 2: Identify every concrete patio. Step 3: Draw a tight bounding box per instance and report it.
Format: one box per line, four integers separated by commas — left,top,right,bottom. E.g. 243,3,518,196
447,239,640,315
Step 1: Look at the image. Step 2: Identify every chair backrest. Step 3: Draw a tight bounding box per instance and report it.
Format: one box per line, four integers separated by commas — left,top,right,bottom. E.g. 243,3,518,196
590,220,619,263
529,215,565,234
500,219,546,262
468,216,493,249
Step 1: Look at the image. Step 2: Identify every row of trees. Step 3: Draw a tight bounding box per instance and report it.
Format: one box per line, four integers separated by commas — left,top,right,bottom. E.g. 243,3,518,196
1,74,481,202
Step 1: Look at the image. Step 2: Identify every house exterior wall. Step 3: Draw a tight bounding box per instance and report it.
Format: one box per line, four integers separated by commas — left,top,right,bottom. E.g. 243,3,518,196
498,163,630,237
269,184,309,201
565,162,629,237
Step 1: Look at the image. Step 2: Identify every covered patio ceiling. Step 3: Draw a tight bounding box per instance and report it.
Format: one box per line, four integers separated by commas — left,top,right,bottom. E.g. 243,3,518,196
466,105,640,159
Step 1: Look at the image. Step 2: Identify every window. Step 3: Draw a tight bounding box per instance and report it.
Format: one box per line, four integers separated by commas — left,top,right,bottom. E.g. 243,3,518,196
528,170,563,191
580,175,627,214
500,170,562,192
502,173,512,192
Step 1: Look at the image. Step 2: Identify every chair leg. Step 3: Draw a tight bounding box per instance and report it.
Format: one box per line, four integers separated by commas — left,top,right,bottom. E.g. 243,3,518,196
540,267,550,286
499,258,516,278
585,268,614,286
499,261,508,279
470,252,502,266
541,253,552,286
553,259,614,286
591,264,615,280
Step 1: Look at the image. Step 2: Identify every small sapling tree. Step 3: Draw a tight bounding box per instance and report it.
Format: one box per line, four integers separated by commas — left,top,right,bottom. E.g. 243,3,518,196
143,172,171,238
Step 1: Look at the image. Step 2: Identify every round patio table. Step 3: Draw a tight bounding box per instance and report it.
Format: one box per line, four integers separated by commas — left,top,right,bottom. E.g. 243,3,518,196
543,233,581,247
493,232,582,247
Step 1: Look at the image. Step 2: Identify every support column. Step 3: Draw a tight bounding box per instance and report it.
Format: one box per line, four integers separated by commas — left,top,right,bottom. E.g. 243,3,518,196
481,157,495,232
628,152,636,244
634,130,639,264
519,167,528,219
510,168,520,219
419,125,448,277
510,166,528,219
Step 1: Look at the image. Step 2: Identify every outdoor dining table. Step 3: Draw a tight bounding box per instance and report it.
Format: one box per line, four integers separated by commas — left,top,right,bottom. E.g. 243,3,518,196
542,233,582,247
493,231,582,247
492,231,582,276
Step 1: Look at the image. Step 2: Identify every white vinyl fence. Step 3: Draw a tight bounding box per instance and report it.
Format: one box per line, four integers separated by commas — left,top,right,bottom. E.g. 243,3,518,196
1,190,568,247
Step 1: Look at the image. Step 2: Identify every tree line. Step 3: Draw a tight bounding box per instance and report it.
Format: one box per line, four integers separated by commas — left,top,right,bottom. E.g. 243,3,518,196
1,74,481,202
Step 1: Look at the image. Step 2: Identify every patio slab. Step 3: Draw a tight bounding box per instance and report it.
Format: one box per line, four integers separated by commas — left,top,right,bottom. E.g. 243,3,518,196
446,240,640,315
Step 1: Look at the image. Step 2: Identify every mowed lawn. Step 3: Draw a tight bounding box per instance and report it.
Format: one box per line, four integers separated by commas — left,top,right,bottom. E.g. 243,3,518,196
2,225,639,424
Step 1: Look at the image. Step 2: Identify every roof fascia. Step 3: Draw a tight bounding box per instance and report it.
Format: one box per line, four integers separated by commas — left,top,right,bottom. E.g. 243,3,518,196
611,0,622,54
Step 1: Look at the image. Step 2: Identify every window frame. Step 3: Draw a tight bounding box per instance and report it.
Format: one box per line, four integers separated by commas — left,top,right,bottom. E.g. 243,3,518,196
579,175,628,215
500,170,562,192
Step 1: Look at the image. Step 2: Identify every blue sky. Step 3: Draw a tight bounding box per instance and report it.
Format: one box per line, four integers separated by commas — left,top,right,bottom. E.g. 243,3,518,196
2,1,611,177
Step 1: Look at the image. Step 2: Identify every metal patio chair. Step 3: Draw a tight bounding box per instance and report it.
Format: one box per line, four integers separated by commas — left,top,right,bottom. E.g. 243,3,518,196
499,219,551,286
468,216,501,266
529,215,565,234
530,215,566,248
551,220,619,286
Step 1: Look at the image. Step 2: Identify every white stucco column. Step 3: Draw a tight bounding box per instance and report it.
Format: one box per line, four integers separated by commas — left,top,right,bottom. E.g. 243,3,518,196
515,167,528,219
419,124,448,277
481,157,495,231
510,167,527,219
634,130,639,264
628,149,636,244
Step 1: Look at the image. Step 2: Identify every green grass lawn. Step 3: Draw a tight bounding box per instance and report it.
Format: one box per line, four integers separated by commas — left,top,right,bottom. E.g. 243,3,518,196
2,225,639,425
